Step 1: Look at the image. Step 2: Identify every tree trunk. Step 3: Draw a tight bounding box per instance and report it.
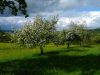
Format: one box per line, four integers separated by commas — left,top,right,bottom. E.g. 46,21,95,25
56,44,59,47
40,46,44,55
68,43,70,48
80,41,81,46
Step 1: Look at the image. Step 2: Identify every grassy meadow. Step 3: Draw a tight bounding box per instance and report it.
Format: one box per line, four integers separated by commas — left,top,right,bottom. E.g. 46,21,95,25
0,43,100,75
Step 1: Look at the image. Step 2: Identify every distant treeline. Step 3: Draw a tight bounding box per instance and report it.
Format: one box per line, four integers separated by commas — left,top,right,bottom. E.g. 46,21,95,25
0,30,11,42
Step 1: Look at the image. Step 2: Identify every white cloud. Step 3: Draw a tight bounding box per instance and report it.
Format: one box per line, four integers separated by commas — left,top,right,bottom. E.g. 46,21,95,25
57,11,100,29
1,0,100,30
59,0,100,9
59,0,80,8
0,11,100,30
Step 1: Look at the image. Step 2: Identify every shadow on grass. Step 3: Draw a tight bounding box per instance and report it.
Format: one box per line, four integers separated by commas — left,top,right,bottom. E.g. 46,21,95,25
43,48,87,57
0,52,100,75
82,45,93,48
66,48,88,52
0,45,98,75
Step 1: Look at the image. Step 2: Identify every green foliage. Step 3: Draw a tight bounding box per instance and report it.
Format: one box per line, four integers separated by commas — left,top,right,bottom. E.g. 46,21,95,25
68,21,92,46
53,31,65,46
0,0,28,17
92,36,100,44
12,16,58,50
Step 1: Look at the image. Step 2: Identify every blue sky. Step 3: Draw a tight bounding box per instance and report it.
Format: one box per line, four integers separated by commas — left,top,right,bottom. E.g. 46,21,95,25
0,0,100,30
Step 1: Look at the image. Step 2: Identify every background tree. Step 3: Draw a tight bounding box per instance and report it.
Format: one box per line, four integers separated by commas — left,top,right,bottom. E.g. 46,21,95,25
70,21,92,46
67,31,81,47
53,31,65,47
0,0,28,17
63,21,91,47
